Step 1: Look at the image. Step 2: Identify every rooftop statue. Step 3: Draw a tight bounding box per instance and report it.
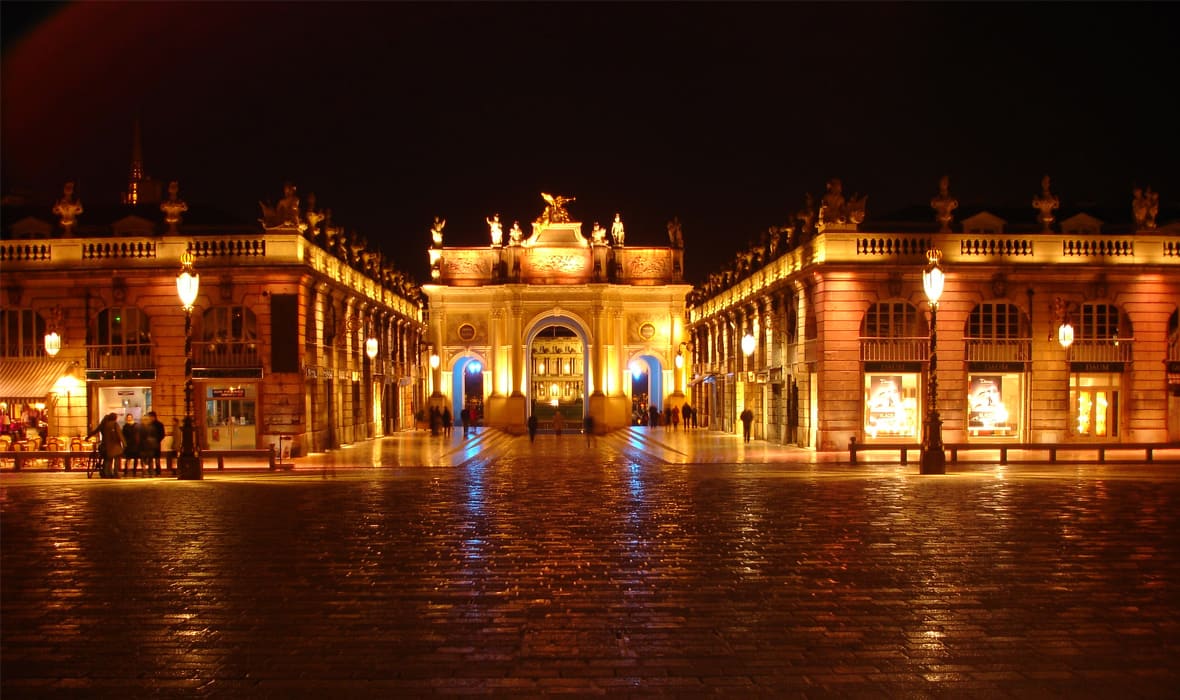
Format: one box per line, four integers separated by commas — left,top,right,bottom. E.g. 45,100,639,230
509,221,523,245
430,216,446,247
160,180,188,234
537,192,576,225
611,213,625,246
820,178,847,225
53,181,83,234
260,182,301,229
305,193,325,240
1032,175,1059,232
667,216,684,247
1132,187,1159,230
930,175,958,232
486,213,503,246
591,221,607,245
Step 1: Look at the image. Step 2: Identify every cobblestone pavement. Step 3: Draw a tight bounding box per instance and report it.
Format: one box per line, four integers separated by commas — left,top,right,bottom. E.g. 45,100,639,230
3,429,1179,698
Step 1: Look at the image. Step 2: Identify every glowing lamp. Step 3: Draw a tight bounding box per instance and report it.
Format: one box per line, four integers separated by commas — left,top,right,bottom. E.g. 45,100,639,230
675,353,684,369
44,331,62,357
176,252,200,311
1058,322,1074,349
629,361,643,376
429,353,440,370
922,248,945,305
468,360,482,374
741,333,756,357
365,337,379,360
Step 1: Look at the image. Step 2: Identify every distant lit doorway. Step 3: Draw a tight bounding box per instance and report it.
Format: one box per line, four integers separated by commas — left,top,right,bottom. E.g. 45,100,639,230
528,323,586,428
451,356,485,428
629,355,663,425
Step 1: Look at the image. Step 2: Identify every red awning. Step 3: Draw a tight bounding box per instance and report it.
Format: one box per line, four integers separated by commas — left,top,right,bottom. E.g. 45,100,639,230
0,359,73,401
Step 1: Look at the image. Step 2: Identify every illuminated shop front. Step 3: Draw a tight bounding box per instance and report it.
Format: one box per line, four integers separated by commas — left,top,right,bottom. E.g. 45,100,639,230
1068,369,1121,439
965,369,1023,439
205,384,257,449
863,369,920,440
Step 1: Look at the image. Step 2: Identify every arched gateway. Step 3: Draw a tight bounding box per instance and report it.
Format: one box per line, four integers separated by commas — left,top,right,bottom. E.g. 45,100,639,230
422,194,692,433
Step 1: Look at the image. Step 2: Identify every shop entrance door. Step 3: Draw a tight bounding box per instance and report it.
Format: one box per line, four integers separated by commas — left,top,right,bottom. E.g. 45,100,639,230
205,385,257,449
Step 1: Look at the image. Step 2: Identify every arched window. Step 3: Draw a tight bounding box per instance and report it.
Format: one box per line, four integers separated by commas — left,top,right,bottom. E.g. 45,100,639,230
0,309,47,358
861,301,924,338
965,302,1029,340
202,305,258,344
1078,302,1129,340
200,305,259,366
95,307,151,356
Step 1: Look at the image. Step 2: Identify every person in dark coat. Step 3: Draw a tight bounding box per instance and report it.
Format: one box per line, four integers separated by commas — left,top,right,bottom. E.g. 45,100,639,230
527,414,538,442
142,410,165,476
740,406,755,443
88,413,125,478
122,414,141,476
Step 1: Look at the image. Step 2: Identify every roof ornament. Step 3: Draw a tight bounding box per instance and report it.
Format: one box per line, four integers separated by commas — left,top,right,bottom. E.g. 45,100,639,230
537,192,576,225
160,181,188,234
930,175,958,233
1032,175,1059,232
53,181,83,235
1132,186,1159,231
260,182,302,230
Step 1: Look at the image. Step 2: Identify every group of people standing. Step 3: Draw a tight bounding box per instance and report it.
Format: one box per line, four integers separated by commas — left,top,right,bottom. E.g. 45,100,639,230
643,403,697,430
88,411,166,478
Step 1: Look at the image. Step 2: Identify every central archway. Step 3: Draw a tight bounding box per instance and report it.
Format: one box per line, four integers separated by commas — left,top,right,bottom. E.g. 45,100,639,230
525,315,590,429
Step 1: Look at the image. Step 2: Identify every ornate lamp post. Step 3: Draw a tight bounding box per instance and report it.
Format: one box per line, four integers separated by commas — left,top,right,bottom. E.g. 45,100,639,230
176,252,202,480
920,248,946,475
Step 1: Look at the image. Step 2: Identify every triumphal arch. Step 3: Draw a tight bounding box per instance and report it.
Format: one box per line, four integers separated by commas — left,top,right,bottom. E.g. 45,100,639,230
422,194,692,433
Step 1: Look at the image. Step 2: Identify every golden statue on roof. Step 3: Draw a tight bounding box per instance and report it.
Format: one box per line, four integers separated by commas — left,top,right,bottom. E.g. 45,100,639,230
537,192,576,225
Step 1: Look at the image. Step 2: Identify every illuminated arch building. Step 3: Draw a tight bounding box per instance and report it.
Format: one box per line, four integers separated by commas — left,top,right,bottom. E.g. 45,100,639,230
422,202,692,433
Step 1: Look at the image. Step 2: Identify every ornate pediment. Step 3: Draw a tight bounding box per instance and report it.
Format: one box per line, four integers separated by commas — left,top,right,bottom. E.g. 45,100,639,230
9,216,52,238
1061,212,1105,235
962,211,1007,234
112,215,158,237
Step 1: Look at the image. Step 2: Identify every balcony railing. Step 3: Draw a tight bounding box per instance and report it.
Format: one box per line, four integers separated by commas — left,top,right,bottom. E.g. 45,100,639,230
1066,339,1134,364
860,337,930,363
86,344,155,371
194,340,262,368
965,338,1032,363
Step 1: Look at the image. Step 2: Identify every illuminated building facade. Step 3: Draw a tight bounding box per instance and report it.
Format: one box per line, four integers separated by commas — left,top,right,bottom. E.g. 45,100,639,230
1,178,424,457
421,196,692,432
687,178,1180,449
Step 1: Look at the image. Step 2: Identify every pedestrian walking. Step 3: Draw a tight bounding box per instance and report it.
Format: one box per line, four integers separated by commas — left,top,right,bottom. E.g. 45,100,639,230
649,405,659,429
552,410,563,437
527,414,538,442
461,407,471,438
740,406,754,443
122,413,141,476
682,403,693,429
88,413,125,478
584,414,594,446
671,405,680,430
442,406,452,438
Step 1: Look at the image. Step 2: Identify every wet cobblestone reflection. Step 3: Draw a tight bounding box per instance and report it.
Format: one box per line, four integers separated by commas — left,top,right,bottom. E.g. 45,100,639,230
3,431,1179,697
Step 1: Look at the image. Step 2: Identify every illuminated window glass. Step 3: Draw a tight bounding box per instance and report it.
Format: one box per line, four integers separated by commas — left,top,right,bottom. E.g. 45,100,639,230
96,307,151,355
1068,373,1120,438
863,373,920,439
966,374,1022,438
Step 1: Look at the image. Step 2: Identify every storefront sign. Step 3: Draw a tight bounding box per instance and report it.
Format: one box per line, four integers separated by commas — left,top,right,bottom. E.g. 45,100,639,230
211,388,246,398
194,368,263,379
864,362,922,373
1070,362,1125,373
769,367,783,383
304,367,318,379
85,369,155,381
967,362,1026,373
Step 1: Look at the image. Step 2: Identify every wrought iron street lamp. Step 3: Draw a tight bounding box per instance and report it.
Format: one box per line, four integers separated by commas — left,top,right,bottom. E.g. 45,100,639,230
176,251,202,480
1058,321,1074,349
920,248,946,475
44,331,62,357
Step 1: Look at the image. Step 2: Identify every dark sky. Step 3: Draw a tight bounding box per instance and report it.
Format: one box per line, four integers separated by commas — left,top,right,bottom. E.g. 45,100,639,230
3,2,1178,285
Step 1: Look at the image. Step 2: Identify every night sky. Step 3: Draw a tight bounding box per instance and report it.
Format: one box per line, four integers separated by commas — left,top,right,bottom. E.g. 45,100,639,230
3,2,1178,285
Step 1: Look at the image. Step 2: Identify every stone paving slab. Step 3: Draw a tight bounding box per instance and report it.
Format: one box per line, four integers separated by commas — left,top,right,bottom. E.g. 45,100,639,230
3,429,1179,697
